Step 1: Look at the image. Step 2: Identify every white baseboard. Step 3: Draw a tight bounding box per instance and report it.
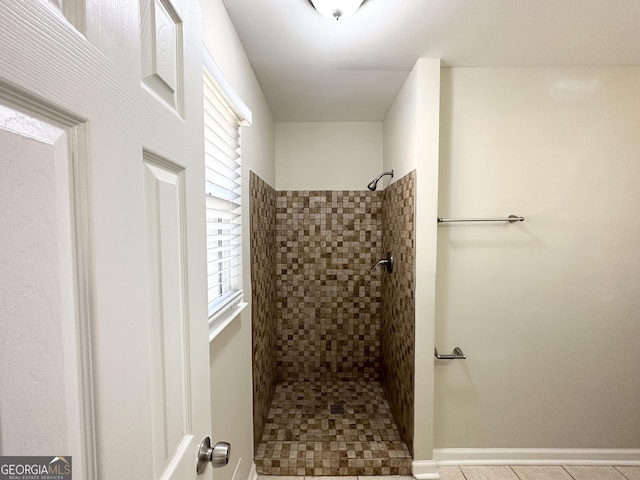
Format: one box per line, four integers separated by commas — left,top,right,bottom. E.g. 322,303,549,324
412,459,441,479
230,458,259,480
247,461,258,480
432,448,640,466
231,458,243,480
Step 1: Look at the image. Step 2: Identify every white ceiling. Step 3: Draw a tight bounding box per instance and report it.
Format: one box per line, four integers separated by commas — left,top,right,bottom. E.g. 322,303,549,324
220,0,640,122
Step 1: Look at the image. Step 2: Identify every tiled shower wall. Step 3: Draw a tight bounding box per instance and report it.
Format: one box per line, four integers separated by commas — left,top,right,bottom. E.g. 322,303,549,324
250,170,416,451
381,170,416,453
276,190,383,381
249,172,278,448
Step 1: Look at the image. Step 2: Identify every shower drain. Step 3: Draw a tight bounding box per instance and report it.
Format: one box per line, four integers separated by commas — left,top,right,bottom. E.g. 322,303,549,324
330,404,345,414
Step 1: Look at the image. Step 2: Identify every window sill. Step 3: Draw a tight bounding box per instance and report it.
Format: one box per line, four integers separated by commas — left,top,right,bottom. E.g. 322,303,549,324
208,301,248,343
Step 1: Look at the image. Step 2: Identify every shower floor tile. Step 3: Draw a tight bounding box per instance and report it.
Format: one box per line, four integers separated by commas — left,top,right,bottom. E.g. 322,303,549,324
255,381,412,476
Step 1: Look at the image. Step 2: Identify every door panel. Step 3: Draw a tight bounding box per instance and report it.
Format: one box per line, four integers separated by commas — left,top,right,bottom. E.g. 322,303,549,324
44,0,86,33
0,114,70,455
0,98,95,479
0,2,210,479
143,155,193,477
140,0,185,114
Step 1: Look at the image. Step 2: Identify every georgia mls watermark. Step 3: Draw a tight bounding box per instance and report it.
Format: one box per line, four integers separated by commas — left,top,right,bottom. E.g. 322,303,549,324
0,456,71,480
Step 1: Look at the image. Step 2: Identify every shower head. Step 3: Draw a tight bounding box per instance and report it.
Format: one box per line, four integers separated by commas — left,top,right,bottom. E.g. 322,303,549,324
367,170,394,191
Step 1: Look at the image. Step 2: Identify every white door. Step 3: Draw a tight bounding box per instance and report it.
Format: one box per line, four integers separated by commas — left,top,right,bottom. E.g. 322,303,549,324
0,2,214,479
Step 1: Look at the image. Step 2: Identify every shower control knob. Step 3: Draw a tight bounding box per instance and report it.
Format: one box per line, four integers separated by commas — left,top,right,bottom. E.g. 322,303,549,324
372,252,394,273
196,437,231,474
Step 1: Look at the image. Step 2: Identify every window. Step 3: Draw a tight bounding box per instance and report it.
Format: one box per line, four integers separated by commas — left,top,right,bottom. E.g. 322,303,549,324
203,48,251,335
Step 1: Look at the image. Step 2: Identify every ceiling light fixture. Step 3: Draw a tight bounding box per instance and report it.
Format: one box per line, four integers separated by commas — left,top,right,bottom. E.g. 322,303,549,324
308,0,367,21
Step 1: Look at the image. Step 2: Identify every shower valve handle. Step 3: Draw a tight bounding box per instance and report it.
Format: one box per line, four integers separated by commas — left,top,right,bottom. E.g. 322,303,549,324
372,252,394,273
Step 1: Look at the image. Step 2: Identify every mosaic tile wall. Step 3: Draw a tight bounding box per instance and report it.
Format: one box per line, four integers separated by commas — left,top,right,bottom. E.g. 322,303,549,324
380,170,416,453
250,171,417,457
249,171,278,449
275,190,383,381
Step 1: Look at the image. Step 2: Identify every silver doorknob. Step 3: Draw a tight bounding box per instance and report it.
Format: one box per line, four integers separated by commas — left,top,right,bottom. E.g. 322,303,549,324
196,437,231,475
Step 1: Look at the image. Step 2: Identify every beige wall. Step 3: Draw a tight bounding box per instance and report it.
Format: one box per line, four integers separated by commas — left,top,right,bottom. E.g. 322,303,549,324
199,9,640,472
275,122,382,190
435,67,640,450
201,1,275,480
383,58,441,469
382,67,418,180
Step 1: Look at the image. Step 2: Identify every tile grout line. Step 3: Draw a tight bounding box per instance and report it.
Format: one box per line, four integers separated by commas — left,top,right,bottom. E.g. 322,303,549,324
459,465,469,480
562,465,577,480
509,465,522,480
613,465,632,480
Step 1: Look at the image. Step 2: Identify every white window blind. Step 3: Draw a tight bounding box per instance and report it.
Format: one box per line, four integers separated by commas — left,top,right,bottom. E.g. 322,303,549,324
203,69,244,322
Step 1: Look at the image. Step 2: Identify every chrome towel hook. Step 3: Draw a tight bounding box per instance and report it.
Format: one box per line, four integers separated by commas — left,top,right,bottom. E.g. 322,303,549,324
434,347,466,360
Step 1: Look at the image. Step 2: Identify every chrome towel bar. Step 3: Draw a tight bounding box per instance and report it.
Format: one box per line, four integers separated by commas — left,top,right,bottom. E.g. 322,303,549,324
434,347,466,360
437,215,524,223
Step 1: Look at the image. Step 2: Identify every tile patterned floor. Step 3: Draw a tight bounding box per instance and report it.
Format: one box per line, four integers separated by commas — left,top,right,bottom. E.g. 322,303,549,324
259,468,640,480
438,465,640,480
257,466,640,480
254,381,412,476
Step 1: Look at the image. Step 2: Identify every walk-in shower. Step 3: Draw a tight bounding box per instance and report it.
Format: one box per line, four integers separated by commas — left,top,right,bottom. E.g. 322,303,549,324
250,170,416,476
